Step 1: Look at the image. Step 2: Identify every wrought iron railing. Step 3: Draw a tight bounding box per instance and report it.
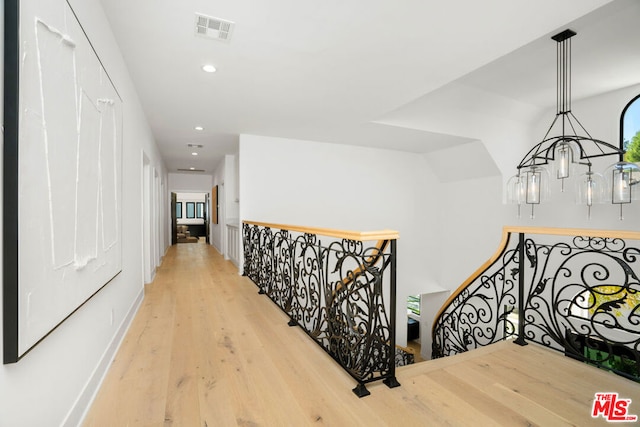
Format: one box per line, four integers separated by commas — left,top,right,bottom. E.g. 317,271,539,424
395,345,416,367
432,227,640,383
242,220,401,397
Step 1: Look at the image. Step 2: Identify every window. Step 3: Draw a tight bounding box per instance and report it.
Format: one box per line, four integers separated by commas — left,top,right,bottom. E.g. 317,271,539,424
196,202,205,219
621,94,640,162
176,202,182,219
186,202,195,219
407,295,420,316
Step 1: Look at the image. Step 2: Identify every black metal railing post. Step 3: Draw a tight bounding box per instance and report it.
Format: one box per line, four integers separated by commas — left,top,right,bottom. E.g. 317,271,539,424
514,232,528,346
383,239,401,389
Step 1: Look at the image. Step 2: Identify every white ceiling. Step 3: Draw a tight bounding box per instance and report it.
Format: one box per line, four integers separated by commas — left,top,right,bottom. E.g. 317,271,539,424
98,0,640,173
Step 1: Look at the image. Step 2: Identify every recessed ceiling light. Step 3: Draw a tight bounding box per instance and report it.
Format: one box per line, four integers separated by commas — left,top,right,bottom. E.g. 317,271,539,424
195,126,204,131
202,64,216,73
190,167,195,170
191,152,198,156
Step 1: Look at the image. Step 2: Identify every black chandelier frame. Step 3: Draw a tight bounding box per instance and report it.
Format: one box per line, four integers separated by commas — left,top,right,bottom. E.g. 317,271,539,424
517,29,625,173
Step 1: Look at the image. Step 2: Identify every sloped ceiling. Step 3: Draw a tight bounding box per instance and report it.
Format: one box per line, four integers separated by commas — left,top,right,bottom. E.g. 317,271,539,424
379,0,640,132
98,0,640,173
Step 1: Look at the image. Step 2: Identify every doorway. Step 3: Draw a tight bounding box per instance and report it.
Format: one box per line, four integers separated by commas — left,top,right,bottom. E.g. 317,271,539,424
173,192,208,243
171,192,177,245
142,154,153,283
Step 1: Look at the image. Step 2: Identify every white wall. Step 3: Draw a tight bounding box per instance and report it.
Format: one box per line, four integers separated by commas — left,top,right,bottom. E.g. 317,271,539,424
239,134,441,346
375,84,541,353
209,154,239,260
416,140,507,358
224,154,240,222
168,172,213,194
434,175,508,294
211,160,225,252
0,0,167,425
423,140,507,292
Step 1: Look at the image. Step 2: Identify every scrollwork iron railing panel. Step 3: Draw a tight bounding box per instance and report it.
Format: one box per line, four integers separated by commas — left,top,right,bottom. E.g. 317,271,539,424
432,232,520,359
432,227,640,383
271,230,294,312
521,234,640,381
242,221,401,396
325,239,394,383
257,227,275,293
243,224,260,283
290,233,326,341
395,346,415,366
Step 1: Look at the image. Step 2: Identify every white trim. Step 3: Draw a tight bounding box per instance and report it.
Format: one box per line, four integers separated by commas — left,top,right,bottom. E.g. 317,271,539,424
62,288,145,427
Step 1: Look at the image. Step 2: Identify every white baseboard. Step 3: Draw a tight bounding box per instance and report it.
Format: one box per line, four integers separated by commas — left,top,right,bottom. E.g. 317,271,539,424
62,287,145,427
212,242,223,254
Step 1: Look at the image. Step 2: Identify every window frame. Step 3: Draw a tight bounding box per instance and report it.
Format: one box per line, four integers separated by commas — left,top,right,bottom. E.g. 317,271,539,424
620,93,640,161
186,202,195,219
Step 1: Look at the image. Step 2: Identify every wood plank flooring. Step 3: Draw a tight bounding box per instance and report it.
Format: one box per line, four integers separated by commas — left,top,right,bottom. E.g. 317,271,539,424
83,240,640,426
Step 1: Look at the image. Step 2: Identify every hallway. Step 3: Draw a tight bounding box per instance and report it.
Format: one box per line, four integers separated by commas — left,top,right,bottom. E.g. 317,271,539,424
83,242,639,426
84,241,403,425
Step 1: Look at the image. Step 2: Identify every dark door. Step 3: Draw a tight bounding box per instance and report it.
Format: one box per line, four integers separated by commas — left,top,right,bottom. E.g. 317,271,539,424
171,192,177,245
205,192,210,244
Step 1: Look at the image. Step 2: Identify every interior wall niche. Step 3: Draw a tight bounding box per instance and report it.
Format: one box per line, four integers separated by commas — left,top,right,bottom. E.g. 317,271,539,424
3,0,123,363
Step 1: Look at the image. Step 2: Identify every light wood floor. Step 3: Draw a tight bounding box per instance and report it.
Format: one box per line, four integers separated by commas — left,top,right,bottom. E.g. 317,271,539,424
405,340,424,363
83,241,640,426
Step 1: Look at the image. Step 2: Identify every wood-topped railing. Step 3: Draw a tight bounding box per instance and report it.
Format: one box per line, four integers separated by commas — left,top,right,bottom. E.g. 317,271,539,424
432,226,640,383
242,220,401,397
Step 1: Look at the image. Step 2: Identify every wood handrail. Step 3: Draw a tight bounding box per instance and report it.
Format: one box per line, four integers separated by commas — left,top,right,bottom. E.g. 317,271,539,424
432,226,640,336
243,220,399,241
334,239,389,295
501,226,640,240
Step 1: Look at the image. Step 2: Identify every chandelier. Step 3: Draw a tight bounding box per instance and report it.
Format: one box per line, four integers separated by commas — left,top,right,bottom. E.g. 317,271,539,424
507,29,640,219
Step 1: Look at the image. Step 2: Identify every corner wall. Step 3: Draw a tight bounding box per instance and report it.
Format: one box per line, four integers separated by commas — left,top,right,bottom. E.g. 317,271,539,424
208,155,240,262
239,134,441,346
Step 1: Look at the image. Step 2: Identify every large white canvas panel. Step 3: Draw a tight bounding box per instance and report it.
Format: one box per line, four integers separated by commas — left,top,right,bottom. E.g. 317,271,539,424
10,0,123,359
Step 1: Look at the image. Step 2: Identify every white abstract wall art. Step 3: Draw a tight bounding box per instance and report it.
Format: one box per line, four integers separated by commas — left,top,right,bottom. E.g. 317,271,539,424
3,0,123,363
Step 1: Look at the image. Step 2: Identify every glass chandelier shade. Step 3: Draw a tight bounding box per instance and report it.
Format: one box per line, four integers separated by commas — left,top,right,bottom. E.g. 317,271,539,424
604,161,640,219
575,170,604,219
512,29,633,219
524,166,550,204
575,170,604,206
507,166,549,218
506,174,525,205
553,139,580,187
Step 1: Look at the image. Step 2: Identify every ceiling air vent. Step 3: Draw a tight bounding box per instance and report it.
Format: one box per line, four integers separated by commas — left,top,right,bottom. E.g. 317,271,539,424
195,14,234,42
178,168,206,173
